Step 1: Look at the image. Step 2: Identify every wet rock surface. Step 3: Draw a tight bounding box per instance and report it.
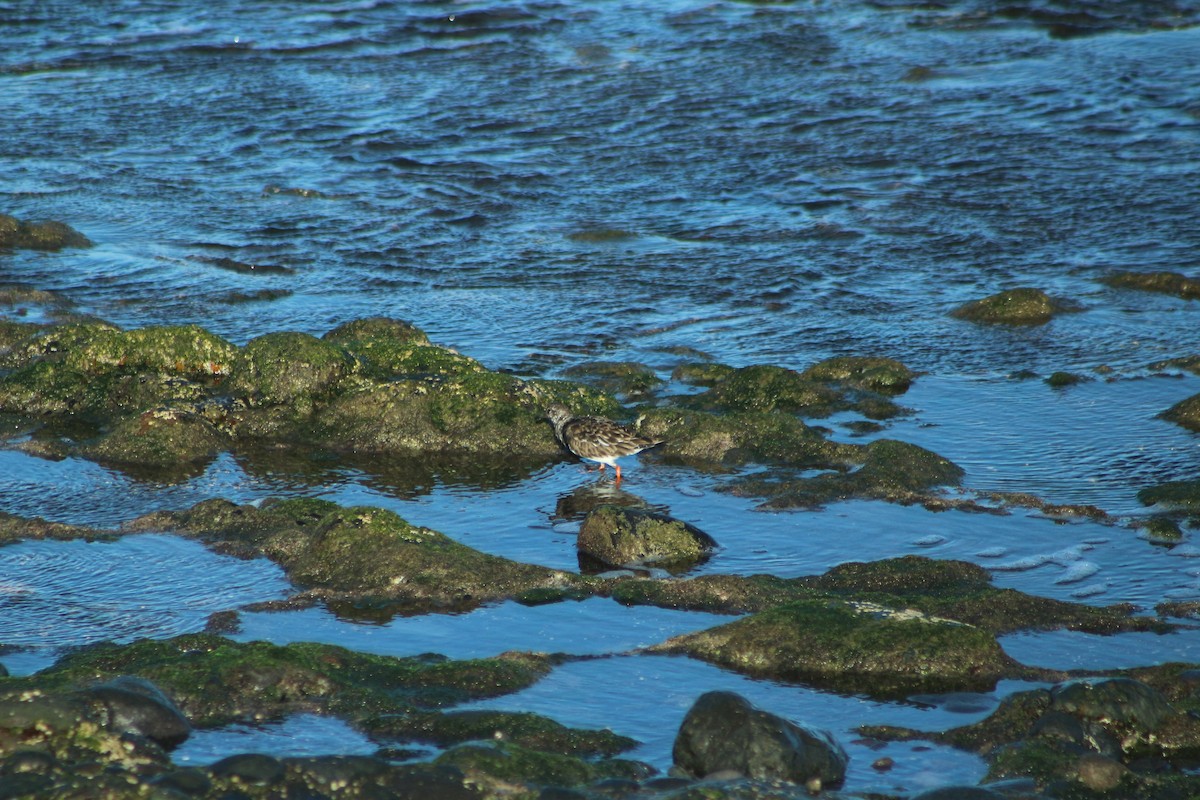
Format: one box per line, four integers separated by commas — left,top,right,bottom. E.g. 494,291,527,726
577,505,718,573
951,288,1078,326
672,691,848,787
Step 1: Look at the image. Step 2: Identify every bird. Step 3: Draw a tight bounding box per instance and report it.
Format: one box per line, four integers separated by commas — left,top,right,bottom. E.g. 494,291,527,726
546,403,663,483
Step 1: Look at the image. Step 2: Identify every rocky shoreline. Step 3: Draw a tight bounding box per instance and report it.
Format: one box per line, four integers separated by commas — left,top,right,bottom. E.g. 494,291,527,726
3,282,1200,798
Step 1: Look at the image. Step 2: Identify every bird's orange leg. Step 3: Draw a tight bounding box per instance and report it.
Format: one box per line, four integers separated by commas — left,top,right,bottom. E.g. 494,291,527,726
614,465,623,483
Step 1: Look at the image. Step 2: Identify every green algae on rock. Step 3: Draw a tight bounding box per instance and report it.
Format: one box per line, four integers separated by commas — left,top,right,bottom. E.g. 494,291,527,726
435,739,649,791
730,438,965,509
82,407,228,471
563,360,664,399
1100,269,1200,301
126,497,587,615
1137,477,1200,511
800,355,916,396
637,407,853,468
651,597,1023,697
611,556,1168,637
577,505,718,574
951,287,1076,326
228,331,353,409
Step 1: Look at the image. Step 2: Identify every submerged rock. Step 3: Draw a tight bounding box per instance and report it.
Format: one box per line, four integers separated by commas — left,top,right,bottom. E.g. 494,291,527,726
577,506,717,573
1161,391,1200,433
951,287,1076,325
1101,269,1200,300
563,360,664,399
0,213,91,250
672,691,847,788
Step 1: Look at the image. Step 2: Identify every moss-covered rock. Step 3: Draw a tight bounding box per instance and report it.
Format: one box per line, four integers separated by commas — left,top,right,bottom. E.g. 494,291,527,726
563,361,664,399
363,709,636,758
1138,478,1200,511
126,497,587,615
0,214,91,250
1101,270,1200,301
1045,371,1091,388
229,331,353,409
683,364,844,416
577,506,717,573
82,407,228,469
730,438,964,509
671,361,736,387
611,556,1167,636
651,597,1024,697
0,323,234,418
800,356,916,395
435,739,647,791
951,288,1075,325
637,407,853,467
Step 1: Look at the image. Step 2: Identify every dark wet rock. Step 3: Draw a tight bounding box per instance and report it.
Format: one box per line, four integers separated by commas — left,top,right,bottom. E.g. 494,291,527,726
1101,269,1200,300
651,596,1023,698
951,287,1077,325
1161,391,1200,433
81,407,228,469
730,438,964,509
81,675,191,748
909,787,1008,800
149,766,212,795
204,610,242,634
1050,678,1173,732
563,361,663,399
127,497,586,615
323,315,430,346
435,740,646,792
0,213,91,250
672,691,847,788
216,287,294,304
1137,477,1200,510
577,506,717,573
1044,371,1090,388
800,355,916,395
363,709,637,758
209,752,286,785
0,510,108,546
609,573,814,614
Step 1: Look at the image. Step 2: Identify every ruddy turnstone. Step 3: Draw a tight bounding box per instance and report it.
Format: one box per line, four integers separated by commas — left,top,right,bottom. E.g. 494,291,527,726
546,403,663,483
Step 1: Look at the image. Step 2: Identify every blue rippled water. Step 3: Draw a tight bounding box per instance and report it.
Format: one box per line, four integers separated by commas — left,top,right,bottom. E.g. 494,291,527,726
3,0,1200,793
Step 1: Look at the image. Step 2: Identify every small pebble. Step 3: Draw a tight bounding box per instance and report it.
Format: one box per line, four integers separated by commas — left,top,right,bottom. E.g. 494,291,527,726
871,757,894,772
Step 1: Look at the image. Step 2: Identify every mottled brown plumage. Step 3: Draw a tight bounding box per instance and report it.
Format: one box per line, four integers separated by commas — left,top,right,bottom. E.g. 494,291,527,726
546,403,663,482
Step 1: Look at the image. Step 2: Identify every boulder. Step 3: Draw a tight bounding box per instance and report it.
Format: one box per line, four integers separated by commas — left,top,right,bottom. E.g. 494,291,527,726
672,691,847,788
577,506,717,573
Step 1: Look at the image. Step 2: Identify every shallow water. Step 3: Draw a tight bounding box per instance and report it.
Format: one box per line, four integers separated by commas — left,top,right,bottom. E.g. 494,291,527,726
3,0,1200,794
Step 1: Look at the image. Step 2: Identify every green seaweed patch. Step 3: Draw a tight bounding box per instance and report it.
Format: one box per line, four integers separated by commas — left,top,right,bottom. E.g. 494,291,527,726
682,364,845,416
671,361,736,387
1101,270,1200,301
951,287,1078,326
637,407,853,468
17,634,551,728
800,356,916,396
651,597,1023,697
128,499,586,615
228,331,353,409
0,324,234,418
563,360,664,400
363,709,636,758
